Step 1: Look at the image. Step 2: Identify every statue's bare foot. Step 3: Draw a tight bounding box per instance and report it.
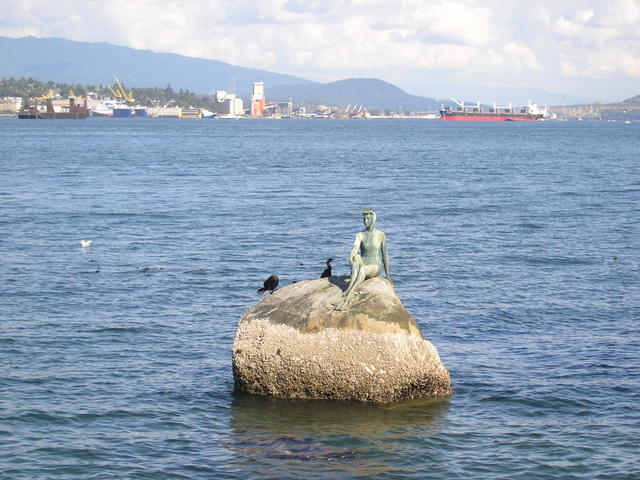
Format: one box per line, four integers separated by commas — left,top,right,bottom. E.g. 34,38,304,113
331,296,352,311
333,303,347,312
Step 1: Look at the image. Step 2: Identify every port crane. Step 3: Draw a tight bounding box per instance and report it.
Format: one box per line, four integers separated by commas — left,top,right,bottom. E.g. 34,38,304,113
109,76,135,104
33,89,54,100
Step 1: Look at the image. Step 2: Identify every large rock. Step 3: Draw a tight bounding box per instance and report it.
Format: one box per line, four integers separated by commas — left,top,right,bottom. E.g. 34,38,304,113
232,276,452,403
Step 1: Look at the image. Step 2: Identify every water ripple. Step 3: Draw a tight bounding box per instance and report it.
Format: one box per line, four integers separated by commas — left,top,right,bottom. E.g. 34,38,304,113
1,119,638,479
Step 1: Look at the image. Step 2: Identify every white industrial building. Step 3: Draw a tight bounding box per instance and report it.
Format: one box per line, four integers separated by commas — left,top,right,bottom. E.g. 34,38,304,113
215,90,244,116
0,97,22,113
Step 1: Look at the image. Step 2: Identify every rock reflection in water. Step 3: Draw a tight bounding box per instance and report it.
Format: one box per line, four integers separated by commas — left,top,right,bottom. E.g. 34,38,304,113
226,392,450,478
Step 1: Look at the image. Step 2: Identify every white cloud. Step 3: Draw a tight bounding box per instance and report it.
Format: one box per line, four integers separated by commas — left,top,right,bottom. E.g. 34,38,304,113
560,61,579,76
577,9,594,22
0,0,639,101
503,42,542,72
372,0,493,46
553,17,581,37
599,0,640,27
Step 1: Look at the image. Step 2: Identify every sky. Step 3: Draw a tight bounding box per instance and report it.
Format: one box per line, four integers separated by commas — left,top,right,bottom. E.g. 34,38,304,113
2,0,639,104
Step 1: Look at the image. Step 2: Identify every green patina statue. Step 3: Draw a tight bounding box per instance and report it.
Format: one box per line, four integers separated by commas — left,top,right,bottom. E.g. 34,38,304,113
333,209,393,311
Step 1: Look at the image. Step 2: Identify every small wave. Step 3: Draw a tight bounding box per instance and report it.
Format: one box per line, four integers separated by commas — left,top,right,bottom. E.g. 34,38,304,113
93,212,144,217
74,409,157,421
88,326,148,334
501,254,597,266
516,223,544,229
29,446,102,460
10,377,51,385
8,411,71,425
225,436,363,463
136,266,164,273
183,268,209,275
525,257,596,266
557,191,582,196
597,187,640,194
158,421,191,429
481,393,596,413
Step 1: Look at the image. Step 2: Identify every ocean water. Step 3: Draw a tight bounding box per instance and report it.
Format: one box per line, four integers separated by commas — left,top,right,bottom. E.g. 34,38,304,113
1,117,638,479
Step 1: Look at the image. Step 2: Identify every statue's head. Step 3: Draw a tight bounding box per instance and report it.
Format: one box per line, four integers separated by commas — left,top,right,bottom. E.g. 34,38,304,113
361,209,377,228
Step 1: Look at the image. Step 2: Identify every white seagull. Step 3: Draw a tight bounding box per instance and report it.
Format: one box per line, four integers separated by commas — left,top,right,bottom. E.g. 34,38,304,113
80,240,93,248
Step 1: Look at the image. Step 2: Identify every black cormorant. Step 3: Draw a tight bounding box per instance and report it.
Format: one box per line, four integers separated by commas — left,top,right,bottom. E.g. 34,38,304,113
257,274,279,294
320,258,333,278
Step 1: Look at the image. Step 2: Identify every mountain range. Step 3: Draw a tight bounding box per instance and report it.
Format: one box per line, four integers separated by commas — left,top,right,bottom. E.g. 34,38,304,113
0,36,311,95
0,35,444,111
268,78,441,111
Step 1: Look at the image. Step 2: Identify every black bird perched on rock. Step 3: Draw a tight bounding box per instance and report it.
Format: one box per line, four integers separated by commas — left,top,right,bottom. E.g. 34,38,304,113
257,274,279,294
320,258,333,278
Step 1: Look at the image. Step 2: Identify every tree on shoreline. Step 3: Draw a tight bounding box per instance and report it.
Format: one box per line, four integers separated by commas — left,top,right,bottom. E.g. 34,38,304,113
0,77,225,113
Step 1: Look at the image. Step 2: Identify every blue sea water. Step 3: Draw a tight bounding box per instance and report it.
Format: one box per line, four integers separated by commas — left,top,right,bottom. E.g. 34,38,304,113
1,117,638,479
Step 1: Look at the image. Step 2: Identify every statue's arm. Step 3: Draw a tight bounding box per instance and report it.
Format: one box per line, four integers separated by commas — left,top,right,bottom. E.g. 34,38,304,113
381,232,392,283
349,233,362,262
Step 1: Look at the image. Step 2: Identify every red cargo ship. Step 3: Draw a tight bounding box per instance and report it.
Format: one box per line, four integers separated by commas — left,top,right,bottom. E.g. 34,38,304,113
440,98,547,121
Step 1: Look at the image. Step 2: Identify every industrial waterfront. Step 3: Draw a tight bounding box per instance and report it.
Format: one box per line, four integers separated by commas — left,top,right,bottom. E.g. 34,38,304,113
3,76,640,121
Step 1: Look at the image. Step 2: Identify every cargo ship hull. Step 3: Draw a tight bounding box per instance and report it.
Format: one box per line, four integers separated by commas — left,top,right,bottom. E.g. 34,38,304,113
439,112,543,121
18,97,89,119
439,99,547,122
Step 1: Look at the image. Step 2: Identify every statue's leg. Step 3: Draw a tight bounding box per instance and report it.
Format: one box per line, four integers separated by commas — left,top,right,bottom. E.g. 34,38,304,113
333,257,381,311
342,255,363,297
347,263,380,299
344,264,367,300
331,255,363,310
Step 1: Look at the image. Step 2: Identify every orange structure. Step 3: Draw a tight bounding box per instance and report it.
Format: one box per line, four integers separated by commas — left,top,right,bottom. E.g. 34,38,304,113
250,82,265,116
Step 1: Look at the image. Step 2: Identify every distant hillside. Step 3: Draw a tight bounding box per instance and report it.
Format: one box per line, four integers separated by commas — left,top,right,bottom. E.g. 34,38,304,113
0,36,314,96
0,77,227,112
268,78,443,111
622,95,640,104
